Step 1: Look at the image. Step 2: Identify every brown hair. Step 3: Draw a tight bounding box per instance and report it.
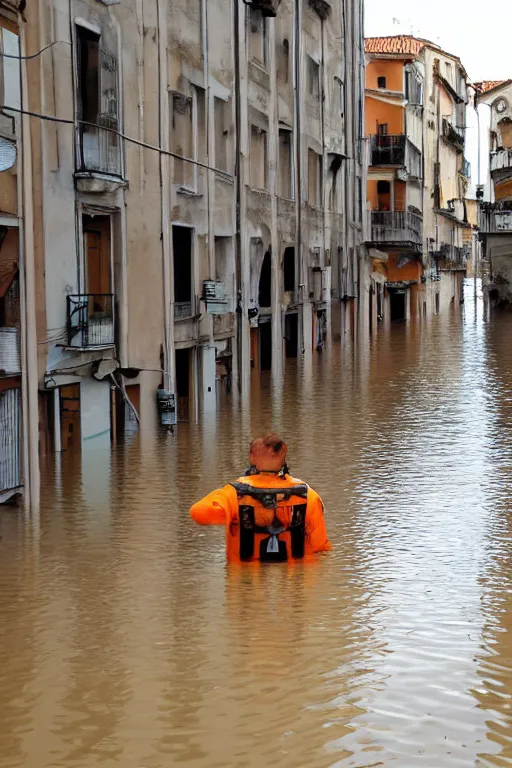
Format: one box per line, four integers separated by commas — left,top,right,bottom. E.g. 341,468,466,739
249,434,288,470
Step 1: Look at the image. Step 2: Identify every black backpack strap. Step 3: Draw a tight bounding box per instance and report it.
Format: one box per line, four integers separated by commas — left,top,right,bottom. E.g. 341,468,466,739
290,503,307,558
238,505,255,561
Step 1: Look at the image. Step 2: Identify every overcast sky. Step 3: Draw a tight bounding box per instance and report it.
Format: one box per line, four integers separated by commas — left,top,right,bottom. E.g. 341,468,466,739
364,0,511,82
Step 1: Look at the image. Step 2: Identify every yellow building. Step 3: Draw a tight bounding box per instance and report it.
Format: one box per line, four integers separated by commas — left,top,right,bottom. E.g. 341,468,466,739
365,36,471,325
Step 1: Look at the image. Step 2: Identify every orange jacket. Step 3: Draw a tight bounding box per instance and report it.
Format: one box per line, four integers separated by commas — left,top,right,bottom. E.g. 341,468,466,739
190,473,332,563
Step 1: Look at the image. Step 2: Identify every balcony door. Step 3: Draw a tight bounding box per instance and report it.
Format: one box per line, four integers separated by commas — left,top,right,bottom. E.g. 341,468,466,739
75,214,113,347
84,215,111,297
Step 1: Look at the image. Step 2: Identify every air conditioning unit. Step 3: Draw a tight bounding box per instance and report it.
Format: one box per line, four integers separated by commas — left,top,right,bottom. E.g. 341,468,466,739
202,280,230,315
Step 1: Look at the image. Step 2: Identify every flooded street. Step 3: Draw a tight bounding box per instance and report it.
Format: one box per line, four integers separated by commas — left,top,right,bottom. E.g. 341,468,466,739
1,280,512,768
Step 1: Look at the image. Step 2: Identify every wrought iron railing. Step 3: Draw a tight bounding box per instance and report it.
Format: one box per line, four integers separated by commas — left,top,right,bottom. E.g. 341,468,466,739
442,119,465,151
66,294,115,348
76,121,122,177
370,134,406,166
370,210,422,245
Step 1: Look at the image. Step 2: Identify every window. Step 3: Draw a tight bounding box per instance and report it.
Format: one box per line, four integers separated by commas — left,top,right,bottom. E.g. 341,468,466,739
334,76,344,116
215,236,234,306
171,93,194,188
0,28,21,139
76,24,120,175
173,226,193,318
170,86,205,189
214,97,230,171
307,56,320,99
377,180,390,194
444,61,452,83
357,176,362,223
277,38,289,85
377,76,387,89
377,123,388,136
308,149,322,207
248,7,268,68
278,129,293,198
250,124,268,190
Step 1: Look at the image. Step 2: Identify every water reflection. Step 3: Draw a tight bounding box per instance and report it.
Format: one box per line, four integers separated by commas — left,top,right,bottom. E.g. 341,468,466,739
1,280,511,767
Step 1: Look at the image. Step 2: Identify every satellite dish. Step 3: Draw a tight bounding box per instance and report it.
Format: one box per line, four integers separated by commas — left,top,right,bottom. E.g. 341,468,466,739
0,137,16,171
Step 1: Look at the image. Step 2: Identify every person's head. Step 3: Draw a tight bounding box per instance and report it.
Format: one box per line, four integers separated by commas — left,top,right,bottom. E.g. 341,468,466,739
249,433,288,472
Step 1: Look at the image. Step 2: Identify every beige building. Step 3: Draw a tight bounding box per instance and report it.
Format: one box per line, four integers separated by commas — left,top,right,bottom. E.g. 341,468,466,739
475,80,512,305
0,0,365,503
364,36,471,325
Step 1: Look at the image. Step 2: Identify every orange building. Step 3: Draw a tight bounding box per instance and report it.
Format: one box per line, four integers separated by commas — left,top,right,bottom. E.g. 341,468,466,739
365,36,470,324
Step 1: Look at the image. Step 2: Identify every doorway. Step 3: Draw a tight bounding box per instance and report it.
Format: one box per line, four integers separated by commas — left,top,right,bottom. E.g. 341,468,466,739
173,226,193,317
259,320,272,370
284,313,298,358
390,291,406,322
60,384,81,451
176,348,191,421
258,250,272,308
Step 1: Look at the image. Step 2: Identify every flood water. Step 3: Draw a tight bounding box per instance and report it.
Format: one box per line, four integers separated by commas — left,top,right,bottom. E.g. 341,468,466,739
1,280,512,768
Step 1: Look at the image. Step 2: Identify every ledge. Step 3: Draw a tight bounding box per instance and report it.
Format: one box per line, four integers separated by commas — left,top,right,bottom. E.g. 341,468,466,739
75,173,127,194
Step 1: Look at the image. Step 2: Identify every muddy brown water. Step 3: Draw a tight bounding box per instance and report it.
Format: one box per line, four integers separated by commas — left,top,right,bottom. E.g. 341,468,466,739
1,281,511,767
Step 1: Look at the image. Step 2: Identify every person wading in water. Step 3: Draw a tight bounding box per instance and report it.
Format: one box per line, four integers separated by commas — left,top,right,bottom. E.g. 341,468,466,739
189,434,332,563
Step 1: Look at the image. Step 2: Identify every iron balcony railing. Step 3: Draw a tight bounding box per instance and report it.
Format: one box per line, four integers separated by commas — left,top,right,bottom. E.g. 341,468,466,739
479,202,512,234
370,210,422,246
490,149,512,175
442,119,465,151
66,294,115,349
76,120,122,177
370,134,406,166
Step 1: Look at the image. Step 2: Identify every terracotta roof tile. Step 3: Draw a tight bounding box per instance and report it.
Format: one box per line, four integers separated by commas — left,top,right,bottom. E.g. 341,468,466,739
474,80,511,94
365,36,433,57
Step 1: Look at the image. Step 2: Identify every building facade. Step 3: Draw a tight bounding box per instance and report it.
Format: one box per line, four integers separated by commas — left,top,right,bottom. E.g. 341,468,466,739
364,36,471,325
0,0,366,504
475,80,512,305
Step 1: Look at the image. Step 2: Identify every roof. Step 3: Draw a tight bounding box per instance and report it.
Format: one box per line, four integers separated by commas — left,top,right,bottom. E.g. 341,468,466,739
474,80,512,95
365,35,465,74
365,35,437,57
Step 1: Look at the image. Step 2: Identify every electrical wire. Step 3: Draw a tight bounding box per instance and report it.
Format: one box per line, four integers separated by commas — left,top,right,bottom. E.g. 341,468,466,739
0,40,72,60
0,104,234,180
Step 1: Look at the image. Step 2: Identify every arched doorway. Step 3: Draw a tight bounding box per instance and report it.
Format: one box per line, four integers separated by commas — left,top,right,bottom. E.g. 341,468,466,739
257,250,272,370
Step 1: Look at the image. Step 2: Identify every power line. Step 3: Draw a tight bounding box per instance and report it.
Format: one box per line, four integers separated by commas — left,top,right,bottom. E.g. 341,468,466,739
0,40,72,60
1,104,234,180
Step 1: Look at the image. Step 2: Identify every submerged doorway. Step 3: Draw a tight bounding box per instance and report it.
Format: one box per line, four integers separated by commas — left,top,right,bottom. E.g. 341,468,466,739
284,312,298,358
259,320,272,370
390,290,406,322
176,348,191,421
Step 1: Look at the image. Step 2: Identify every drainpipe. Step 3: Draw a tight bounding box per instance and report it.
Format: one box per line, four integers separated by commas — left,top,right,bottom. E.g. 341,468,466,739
18,16,40,512
294,0,304,354
156,0,173,394
234,0,243,392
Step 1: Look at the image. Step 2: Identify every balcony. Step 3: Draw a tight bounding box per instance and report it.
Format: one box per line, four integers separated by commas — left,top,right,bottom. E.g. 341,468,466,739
0,327,21,375
370,210,422,248
442,119,465,152
479,203,512,234
435,244,468,268
370,135,405,166
490,149,512,176
75,123,123,193
66,294,115,349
